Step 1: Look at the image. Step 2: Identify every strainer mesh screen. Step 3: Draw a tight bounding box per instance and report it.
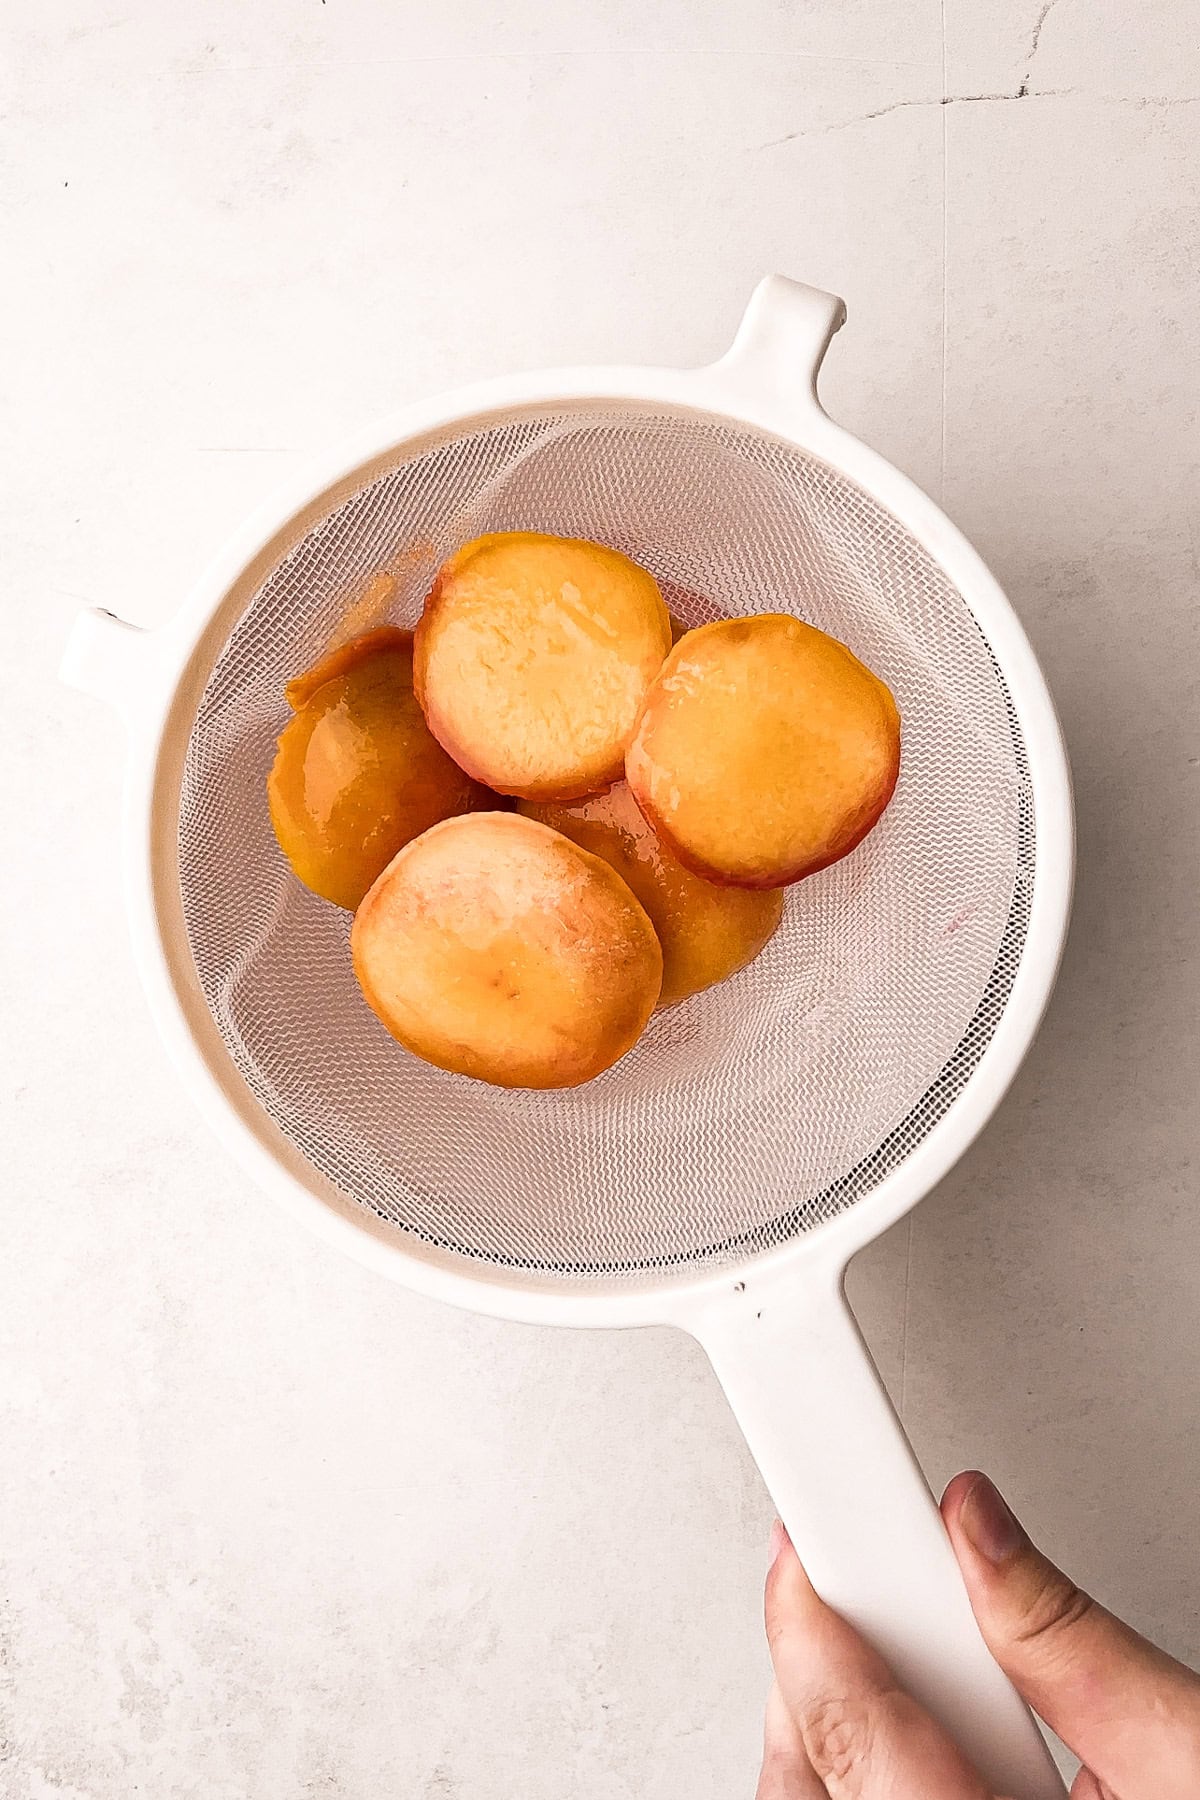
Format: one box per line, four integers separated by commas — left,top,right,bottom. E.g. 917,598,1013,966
178,405,1033,1279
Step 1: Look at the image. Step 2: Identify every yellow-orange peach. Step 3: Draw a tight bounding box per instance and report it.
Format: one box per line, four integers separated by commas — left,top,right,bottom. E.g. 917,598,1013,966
351,812,663,1088
283,623,408,710
520,783,783,1006
626,614,900,889
268,629,493,911
414,532,672,801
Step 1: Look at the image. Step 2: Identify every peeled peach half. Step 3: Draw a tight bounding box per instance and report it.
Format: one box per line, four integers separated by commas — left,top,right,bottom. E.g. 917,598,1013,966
626,614,900,889
413,532,672,802
268,629,493,911
283,623,408,711
520,783,783,1007
351,812,663,1088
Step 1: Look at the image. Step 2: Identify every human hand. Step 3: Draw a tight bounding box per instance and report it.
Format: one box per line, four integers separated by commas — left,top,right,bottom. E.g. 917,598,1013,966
756,1471,1200,1799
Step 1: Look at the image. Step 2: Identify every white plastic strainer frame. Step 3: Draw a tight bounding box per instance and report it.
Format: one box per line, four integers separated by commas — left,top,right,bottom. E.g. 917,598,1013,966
62,277,1073,1799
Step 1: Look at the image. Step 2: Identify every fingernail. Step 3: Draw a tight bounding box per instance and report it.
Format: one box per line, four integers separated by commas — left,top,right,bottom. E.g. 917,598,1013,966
768,1517,789,1568
960,1474,1028,1565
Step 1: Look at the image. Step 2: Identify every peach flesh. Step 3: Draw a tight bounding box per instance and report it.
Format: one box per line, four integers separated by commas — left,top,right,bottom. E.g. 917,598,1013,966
625,613,901,889
519,782,784,1006
268,630,494,911
414,532,672,802
351,812,663,1088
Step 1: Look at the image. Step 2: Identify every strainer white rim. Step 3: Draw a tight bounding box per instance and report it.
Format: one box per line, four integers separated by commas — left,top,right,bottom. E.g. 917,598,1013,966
62,277,1073,1331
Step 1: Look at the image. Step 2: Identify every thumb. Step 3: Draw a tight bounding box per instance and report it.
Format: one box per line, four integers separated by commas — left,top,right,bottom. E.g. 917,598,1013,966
942,1471,1200,1800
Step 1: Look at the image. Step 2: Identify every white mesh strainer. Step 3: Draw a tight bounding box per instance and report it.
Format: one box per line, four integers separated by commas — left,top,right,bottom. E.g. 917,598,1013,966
62,278,1072,1798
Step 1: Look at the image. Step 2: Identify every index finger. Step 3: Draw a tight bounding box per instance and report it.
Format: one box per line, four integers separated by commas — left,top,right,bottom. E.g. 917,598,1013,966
765,1525,999,1800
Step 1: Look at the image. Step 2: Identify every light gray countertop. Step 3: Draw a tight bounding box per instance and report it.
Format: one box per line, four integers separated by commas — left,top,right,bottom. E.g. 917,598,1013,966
5,2,1198,1794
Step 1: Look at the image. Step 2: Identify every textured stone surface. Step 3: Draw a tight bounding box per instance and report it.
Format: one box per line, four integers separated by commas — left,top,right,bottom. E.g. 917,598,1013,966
5,0,1198,1792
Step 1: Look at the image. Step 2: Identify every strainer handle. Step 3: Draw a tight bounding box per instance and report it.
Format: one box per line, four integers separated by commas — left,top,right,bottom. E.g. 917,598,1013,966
60,606,154,724
694,1271,1067,1799
704,274,847,423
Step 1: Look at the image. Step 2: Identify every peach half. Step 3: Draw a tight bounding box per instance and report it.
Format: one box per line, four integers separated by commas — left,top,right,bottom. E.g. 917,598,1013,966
414,532,672,802
268,628,493,911
626,614,900,889
282,623,405,710
351,812,663,1089
520,782,784,1007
